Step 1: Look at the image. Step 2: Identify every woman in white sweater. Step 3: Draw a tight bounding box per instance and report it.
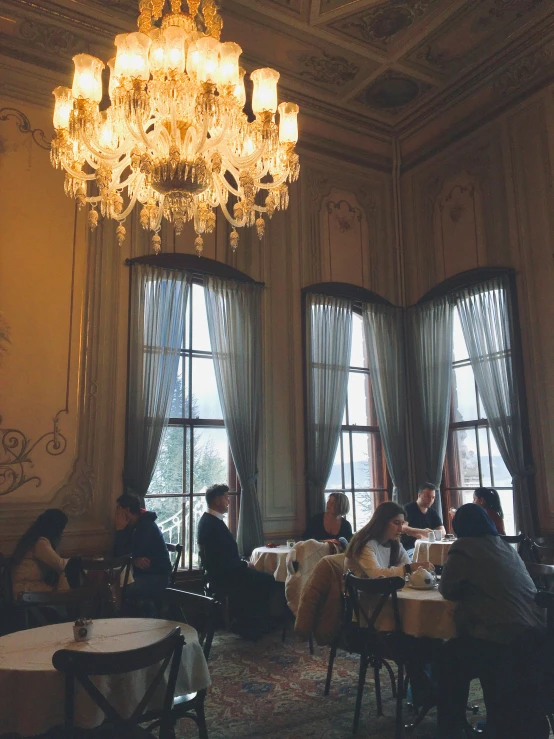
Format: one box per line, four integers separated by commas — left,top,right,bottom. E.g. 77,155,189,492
345,501,433,578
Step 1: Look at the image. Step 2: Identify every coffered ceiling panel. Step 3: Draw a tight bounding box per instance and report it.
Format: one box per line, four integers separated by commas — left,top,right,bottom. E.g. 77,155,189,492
353,70,435,116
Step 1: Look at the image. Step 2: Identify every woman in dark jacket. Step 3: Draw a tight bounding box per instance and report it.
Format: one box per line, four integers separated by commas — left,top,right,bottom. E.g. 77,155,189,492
302,492,353,543
437,504,546,739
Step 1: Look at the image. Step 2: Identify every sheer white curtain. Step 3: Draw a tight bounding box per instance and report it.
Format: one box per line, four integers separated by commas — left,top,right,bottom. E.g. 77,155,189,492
363,303,410,505
124,265,190,502
409,296,453,517
204,276,264,554
305,293,352,518
456,276,534,535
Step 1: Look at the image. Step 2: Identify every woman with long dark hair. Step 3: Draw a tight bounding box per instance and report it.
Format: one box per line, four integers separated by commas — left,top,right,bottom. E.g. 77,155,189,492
345,501,433,578
473,487,506,535
11,509,70,596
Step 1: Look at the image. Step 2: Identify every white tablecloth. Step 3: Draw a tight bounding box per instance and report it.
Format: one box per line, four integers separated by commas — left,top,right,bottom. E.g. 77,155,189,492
250,546,291,582
373,586,456,640
413,539,454,565
0,618,211,737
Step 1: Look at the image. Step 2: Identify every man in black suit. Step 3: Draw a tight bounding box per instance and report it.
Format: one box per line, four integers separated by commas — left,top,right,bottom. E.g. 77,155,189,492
197,483,278,629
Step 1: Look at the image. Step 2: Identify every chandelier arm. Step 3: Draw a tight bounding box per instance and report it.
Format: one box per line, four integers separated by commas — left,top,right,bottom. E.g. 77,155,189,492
153,198,164,231
224,142,269,171
216,196,245,229
81,130,132,163
117,187,140,220
62,165,96,181
129,115,156,151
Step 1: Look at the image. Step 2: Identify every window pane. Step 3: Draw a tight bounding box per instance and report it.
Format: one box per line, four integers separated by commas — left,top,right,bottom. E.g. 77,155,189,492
452,307,469,362
170,356,190,418
148,427,184,494
352,432,371,488
350,312,366,368
478,427,492,487
347,371,370,427
342,430,352,474
489,433,511,487
354,492,374,530
191,282,211,352
452,366,478,422
191,495,206,568
191,357,222,418
454,428,480,488
498,491,515,536
192,427,229,493
326,440,343,489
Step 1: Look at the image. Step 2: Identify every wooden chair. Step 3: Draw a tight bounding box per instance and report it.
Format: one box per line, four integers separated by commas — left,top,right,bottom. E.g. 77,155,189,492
166,543,183,587
526,562,554,593
500,533,534,561
52,626,184,739
199,544,231,630
16,585,111,629
325,572,405,736
531,538,554,565
80,555,132,616
0,554,14,635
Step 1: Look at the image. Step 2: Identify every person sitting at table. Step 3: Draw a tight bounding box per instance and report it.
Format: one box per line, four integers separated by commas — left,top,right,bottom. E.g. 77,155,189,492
472,486,506,535
436,504,546,739
302,492,353,546
113,493,171,608
401,483,446,554
345,501,434,579
11,508,82,596
198,483,279,634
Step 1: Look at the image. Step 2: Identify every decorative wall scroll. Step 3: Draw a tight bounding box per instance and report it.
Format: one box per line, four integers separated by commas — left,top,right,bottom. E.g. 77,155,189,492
0,108,51,150
0,413,68,496
327,199,362,232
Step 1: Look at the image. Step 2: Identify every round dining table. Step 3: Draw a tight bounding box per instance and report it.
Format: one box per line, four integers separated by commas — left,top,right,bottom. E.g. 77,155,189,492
0,618,211,737
250,545,291,582
374,585,456,640
413,539,454,566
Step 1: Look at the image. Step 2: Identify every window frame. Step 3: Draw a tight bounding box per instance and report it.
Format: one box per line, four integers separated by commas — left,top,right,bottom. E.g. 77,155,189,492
416,267,536,532
302,283,392,531
127,253,262,572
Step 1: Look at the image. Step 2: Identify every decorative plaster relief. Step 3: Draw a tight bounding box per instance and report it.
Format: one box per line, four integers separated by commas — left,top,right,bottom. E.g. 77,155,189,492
0,413,68,497
327,0,438,50
323,191,367,284
18,18,87,56
0,107,50,150
296,50,359,86
493,47,552,95
266,0,303,9
355,72,433,114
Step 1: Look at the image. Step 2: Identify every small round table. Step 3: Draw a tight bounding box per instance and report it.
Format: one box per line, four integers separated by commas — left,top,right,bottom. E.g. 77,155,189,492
0,618,211,737
413,539,454,566
374,586,456,639
250,546,291,582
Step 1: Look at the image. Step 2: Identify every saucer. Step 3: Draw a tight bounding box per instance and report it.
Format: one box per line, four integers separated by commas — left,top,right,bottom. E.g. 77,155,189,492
406,583,437,590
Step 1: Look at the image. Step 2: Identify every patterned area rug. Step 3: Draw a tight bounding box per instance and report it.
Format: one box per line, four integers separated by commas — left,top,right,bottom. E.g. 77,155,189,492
175,628,485,739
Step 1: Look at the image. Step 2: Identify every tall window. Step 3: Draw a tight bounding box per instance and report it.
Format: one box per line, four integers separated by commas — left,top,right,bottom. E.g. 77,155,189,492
443,304,515,534
324,310,388,531
146,281,237,569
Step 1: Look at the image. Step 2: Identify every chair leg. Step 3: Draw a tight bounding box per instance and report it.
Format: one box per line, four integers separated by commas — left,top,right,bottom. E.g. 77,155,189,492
196,693,209,739
395,663,404,739
383,658,397,698
324,642,338,695
353,651,369,734
374,662,383,716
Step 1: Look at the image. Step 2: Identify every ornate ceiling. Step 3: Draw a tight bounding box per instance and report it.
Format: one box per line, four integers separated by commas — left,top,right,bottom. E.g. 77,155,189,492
1,0,553,158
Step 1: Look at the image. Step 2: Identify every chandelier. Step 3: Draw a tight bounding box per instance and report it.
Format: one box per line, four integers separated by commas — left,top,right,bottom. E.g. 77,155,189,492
50,0,300,254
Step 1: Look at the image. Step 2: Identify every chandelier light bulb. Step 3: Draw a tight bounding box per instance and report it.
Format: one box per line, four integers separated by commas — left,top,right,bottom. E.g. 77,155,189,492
278,102,299,144
72,54,104,102
51,0,300,254
194,36,221,84
52,86,73,129
251,68,280,114
218,42,242,87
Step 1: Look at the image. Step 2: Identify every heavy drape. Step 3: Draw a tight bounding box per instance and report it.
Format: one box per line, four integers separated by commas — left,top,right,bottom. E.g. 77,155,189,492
455,276,534,536
124,265,190,501
305,293,352,518
204,276,264,554
363,303,410,505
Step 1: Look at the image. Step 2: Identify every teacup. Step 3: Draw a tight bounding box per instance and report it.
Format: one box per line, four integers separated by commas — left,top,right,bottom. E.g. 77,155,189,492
408,567,437,588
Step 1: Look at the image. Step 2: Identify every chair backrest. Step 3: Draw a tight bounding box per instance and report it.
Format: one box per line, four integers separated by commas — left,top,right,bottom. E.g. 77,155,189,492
166,544,183,586
52,626,184,734
344,571,405,633
530,538,554,565
535,590,554,633
81,555,132,589
0,554,13,602
161,588,217,660
17,585,111,628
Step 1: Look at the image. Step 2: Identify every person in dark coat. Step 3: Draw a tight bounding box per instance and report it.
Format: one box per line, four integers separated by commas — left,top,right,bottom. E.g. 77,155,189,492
113,493,171,601
197,483,278,630
436,504,546,739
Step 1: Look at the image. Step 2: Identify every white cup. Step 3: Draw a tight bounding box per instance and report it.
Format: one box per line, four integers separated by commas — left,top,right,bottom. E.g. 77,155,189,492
427,531,435,542
286,540,295,549
434,530,442,542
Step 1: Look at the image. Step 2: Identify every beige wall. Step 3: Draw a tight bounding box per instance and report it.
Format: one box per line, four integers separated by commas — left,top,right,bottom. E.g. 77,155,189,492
0,85,396,553
400,84,554,532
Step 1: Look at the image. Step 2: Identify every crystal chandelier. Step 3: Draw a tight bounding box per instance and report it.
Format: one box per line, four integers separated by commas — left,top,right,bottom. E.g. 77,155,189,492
50,0,300,254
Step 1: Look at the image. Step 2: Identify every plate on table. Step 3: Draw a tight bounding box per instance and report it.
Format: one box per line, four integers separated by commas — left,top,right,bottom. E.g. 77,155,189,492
406,583,438,590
